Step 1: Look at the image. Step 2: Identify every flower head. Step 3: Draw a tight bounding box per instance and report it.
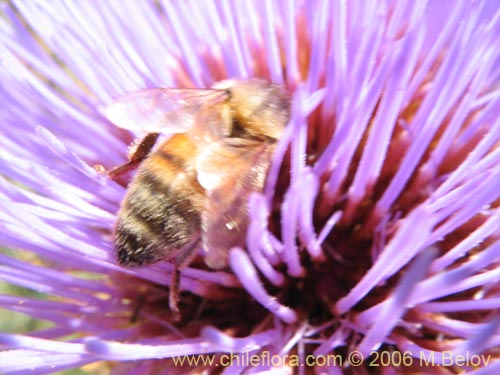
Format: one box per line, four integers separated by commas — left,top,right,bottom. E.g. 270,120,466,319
1,1,500,374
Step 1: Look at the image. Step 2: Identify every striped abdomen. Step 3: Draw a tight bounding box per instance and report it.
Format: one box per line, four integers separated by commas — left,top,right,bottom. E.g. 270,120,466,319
115,134,205,266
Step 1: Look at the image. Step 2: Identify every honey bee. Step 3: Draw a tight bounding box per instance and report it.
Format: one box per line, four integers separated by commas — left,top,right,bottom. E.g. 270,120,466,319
105,79,290,315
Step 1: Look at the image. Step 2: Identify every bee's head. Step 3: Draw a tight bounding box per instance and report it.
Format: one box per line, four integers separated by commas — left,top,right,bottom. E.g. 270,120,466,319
215,79,291,141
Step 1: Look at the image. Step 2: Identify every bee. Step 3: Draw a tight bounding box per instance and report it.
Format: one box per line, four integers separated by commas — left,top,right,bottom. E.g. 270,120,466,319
104,79,290,317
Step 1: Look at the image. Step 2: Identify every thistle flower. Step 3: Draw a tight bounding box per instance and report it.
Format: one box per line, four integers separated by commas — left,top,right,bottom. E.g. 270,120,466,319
1,1,500,374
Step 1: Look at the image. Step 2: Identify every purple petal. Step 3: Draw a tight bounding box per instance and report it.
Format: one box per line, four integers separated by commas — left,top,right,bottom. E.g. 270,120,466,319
229,248,297,323
336,207,434,313
356,246,437,355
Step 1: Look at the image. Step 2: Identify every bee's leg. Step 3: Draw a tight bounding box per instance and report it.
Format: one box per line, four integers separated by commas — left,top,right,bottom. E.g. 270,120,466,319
107,132,159,182
130,294,145,323
169,268,181,322
168,236,201,322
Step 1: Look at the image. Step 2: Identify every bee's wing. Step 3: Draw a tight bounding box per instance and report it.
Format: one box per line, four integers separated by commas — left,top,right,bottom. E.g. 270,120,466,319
196,141,274,269
104,88,228,134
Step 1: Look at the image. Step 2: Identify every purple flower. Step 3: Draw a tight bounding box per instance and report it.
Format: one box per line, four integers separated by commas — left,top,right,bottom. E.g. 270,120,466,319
2,1,500,374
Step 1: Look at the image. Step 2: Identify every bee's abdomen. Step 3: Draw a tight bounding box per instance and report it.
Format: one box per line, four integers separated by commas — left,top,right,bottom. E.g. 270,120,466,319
115,141,203,266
